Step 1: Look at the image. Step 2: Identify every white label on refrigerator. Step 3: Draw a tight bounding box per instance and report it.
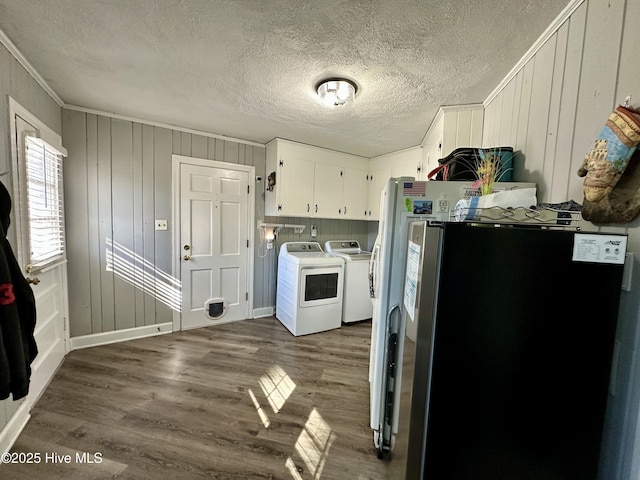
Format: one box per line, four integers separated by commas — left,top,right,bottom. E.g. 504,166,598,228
404,240,421,321
572,234,627,264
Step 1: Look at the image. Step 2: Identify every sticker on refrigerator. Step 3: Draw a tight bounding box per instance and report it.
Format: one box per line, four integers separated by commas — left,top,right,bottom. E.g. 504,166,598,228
413,200,433,214
404,240,421,321
403,181,426,196
572,234,627,264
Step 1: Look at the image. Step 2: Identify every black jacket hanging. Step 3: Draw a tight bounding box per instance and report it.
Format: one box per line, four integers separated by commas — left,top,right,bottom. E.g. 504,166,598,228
0,181,37,401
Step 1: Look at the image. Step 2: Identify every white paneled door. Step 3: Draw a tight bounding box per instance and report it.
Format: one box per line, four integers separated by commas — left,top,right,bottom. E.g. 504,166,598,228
179,162,250,330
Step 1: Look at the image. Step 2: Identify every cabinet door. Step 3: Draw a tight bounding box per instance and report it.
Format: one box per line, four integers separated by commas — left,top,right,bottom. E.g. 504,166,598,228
343,167,368,219
313,163,343,218
367,167,391,220
279,156,314,216
390,157,418,179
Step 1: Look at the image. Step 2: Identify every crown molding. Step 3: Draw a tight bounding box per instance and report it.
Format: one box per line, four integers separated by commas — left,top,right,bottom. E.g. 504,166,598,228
484,0,586,107
63,104,265,148
0,27,64,106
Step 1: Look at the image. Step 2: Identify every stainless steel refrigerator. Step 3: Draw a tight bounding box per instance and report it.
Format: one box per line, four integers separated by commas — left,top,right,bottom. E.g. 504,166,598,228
388,221,627,479
368,177,535,455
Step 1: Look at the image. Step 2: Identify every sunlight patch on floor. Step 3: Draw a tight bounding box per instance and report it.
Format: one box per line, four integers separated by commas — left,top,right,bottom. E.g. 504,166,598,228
247,388,271,428
259,364,296,414
287,408,337,479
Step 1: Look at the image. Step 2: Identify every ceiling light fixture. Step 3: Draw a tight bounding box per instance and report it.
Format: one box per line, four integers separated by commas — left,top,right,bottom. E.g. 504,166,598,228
316,78,357,107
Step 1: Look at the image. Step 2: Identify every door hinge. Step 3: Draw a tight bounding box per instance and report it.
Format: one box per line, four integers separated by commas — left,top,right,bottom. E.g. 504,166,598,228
247,185,250,194
247,239,250,248
279,159,284,167
246,292,249,301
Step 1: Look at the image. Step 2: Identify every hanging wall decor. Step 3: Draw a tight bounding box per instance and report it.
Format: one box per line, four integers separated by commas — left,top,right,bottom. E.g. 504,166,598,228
578,103,640,224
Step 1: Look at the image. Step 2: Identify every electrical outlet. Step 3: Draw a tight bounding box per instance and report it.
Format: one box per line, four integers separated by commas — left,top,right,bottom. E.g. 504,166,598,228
155,219,168,231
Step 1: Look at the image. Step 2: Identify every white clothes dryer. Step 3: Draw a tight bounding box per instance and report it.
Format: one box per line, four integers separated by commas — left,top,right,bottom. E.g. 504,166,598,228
276,242,344,336
324,240,373,323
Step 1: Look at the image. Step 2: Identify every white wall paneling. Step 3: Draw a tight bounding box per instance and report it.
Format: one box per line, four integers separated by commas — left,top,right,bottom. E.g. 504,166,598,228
62,110,270,338
421,104,484,175
482,1,639,477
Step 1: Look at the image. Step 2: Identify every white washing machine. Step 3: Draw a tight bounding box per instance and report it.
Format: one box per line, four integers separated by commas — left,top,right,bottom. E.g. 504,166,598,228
276,242,344,336
324,240,373,323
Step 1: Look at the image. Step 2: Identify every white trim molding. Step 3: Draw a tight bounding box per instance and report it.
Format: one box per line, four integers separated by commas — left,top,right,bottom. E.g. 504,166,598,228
0,401,30,455
484,0,586,107
0,29,64,106
70,322,173,351
64,105,265,149
253,306,274,318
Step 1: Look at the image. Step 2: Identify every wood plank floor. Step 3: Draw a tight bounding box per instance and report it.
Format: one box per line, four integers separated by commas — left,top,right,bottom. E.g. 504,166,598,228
1,317,391,479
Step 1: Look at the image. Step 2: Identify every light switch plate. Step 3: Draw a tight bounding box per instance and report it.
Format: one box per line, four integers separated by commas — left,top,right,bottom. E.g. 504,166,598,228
155,219,168,231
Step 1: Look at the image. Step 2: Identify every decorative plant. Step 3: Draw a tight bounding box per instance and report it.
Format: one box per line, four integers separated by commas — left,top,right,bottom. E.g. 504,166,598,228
470,149,513,195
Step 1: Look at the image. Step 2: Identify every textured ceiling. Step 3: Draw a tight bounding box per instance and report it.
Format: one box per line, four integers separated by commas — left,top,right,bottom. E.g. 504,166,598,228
0,0,570,157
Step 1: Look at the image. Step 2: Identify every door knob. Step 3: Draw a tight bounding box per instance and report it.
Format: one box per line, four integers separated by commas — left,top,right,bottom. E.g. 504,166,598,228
26,277,40,285
183,255,191,261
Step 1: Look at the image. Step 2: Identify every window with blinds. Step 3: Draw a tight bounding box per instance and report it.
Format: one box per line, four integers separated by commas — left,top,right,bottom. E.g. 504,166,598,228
24,135,65,270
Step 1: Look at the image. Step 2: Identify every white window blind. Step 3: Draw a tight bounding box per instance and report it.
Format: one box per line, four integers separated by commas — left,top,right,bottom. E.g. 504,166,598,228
24,135,65,270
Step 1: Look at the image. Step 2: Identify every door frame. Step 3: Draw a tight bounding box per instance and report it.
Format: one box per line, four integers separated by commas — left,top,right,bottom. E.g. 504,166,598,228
0,97,71,453
8,96,70,354
171,155,255,332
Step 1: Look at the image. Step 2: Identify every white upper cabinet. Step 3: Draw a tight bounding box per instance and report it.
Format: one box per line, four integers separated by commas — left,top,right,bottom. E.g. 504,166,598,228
366,146,422,220
366,165,391,221
265,104,484,221
265,138,369,220
342,167,369,219
421,104,484,177
265,140,314,217
313,164,369,219
313,163,343,217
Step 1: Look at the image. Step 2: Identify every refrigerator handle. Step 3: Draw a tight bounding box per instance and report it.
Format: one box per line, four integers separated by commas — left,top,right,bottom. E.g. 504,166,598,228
369,243,380,298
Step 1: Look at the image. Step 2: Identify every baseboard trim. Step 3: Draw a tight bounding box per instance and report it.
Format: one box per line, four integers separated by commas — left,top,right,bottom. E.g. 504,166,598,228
253,306,274,318
0,400,30,455
70,322,174,351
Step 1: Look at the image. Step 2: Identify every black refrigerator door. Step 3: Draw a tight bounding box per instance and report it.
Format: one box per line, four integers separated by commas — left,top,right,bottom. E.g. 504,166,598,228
423,224,625,480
